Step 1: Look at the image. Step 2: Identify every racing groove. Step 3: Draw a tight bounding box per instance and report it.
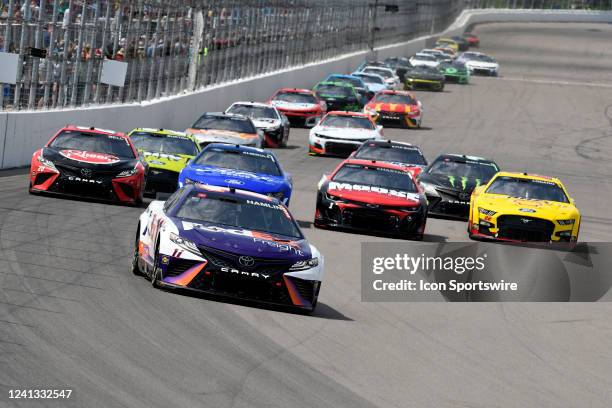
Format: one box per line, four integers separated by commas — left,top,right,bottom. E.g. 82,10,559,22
2,23,612,408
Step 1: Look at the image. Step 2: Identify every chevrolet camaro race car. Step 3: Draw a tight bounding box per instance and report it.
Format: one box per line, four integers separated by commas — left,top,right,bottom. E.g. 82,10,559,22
313,81,363,112
268,88,326,127
418,154,500,219
29,126,145,205
364,90,423,128
315,158,428,240
128,128,200,195
437,61,470,84
186,112,263,148
352,140,428,176
132,184,323,312
403,66,446,91
468,172,580,243
308,111,383,157
457,52,499,76
178,143,293,205
409,53,440,68
225,102,290,148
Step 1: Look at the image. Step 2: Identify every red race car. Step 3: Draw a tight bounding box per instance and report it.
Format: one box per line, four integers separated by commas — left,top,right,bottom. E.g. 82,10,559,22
364,90,423,129
463,33,480,47
268,88,326,127
29,126,146,205
314,158,428,240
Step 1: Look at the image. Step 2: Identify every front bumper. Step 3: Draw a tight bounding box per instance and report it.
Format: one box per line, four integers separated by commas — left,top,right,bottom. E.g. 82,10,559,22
375,111,421,128
469,214,579,243
309,135,371,157
404,78,444,91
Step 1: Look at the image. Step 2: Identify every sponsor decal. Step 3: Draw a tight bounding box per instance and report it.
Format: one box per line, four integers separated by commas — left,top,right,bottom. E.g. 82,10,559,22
519,208,536,213
59,149,120,164
66,176,102,184
242,151,273,160
142,151,182,161
328,181,419,201
220,267,270,280
246,199,283,210
225,179,245,186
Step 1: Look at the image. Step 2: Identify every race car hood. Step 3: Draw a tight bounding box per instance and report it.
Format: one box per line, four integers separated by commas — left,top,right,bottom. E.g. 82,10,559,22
465,60,498,69
405,71,445,81
441,66,468,75
251,118,281,130
187,128,258,145
364,83,387,93
173,219,311,261
181,165,288,193
325,180,421,207
313,126,379,140
270,100,319,112
42,147,137,171
419,173,485,193
138,150,193,172
367,102,418,113
477,195,578,218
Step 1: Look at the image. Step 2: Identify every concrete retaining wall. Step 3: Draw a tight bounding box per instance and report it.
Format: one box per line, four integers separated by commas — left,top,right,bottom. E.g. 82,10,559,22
1,9,611,169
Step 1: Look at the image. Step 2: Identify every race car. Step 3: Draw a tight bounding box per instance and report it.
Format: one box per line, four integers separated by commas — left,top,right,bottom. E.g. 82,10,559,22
418,49,453,63
409,53,440,68
29,126,145,205
357,66,401,90
314,158,428,240
309,111,383,157
186,112,263,148
352,72,388,94
468,172,580,243
364,90,423,128
463,32,480,47
403,66,446,91
437,61,470,84
352,140,428,176
178,143,292,205
450,36,470,51
435,38,459,52
127,128,200,195
132,184,323,312
325,74,372,103
457,52,499,76
225,101,290,148
434,46,457,60
417,154,500,219
313,81,363,112
268,88,326,128
383,57,412,82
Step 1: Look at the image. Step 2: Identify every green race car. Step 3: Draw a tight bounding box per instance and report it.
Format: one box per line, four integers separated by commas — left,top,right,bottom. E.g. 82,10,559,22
437,61,470,84
313,81,363,112
127,128,200,195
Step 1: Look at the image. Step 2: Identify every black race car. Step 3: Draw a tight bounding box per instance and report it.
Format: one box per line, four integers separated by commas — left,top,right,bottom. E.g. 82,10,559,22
417,154,500,219
352,140,428,175
313,81,363,112
403,66,446,92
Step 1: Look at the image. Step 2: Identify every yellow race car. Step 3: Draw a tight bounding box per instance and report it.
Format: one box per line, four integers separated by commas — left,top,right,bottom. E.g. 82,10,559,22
468,172,580,243
435,38,459,52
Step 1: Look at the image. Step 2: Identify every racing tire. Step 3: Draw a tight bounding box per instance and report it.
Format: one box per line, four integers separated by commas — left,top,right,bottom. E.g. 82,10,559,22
150,240,161,288
131,224,143,276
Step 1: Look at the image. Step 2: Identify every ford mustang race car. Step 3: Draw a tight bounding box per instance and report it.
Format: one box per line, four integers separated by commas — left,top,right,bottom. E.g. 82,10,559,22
29,126,145,205
186,112,263,148
225,102,290,148
435,38,459,52
132,184,323,312
358,66,401,90
268,88,326,128
437,61,470,84
364,90,423,128
313,81,363,112
418,154,500,219
457,52,499,76
468,172,580,243
403,66,446,91
127,128,200,195
309,111,383,157
314,158,428,240
352,140,428,176
178,143,292,205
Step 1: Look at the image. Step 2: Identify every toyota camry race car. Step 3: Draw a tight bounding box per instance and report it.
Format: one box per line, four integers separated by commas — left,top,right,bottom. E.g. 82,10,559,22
132,184,323,312
308,111,383,157
268,88,326,127
403,66,446,91
418,154,500,219
352,140,428,176
179,144,293,205
186,112,263,148
457,52,499,76
29,126,145,205
313,81,363,112
315,158,428,240
225,102,290,148
128,128,200,195
364,90,423,128
468,172,580,243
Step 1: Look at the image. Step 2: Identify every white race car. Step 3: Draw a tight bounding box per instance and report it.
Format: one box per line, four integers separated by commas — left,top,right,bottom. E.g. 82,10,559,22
358,66,401,90
457,51,499,76
409,53,440,68
225,101,290,148
418,49,452,63
309,111,384,157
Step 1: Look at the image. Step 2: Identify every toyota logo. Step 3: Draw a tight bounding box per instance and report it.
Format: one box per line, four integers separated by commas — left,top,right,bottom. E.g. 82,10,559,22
238,256,255,267
80,168,92,178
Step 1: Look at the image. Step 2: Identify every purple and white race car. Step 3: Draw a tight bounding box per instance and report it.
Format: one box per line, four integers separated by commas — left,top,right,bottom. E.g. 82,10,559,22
132,184,323,312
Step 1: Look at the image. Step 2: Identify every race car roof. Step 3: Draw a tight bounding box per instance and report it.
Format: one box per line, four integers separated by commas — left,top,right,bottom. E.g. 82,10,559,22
198,112,251,120
337,158,415,173
201,142,273,157
229,101,275,109
276,88,314,94
65,125,125,138
130,128,189,138
325,111,371,118
182,183,279,204
493,171,561,184
363,140,416,148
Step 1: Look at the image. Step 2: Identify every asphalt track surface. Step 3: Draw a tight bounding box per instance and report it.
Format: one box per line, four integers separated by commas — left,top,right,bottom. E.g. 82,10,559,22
2,23,612,408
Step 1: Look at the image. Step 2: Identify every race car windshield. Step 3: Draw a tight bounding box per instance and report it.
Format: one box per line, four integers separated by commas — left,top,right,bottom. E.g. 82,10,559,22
320,115,374,129
407,66,439,75
486,177,569,203
194,147,281,176
227,105,278,120
362,68,392,79
273,92,317,104
414,54,436,61
468,54,495,62
176,192,302,239
427,159,499,181
373,94,416,105
332,164,417,192
192,116,256,133
355,74,384,85
315,84,354,98
50,131,135,158
355,145,427,165
130,132,198,156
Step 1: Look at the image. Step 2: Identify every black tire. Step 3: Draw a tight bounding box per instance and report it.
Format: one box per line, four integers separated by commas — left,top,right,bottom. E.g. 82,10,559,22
150,240,160,288
131,224,143,276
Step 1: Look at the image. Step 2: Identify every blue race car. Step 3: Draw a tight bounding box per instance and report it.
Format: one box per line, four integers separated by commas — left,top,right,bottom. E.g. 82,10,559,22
132,184,324,312
178,143,293,205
